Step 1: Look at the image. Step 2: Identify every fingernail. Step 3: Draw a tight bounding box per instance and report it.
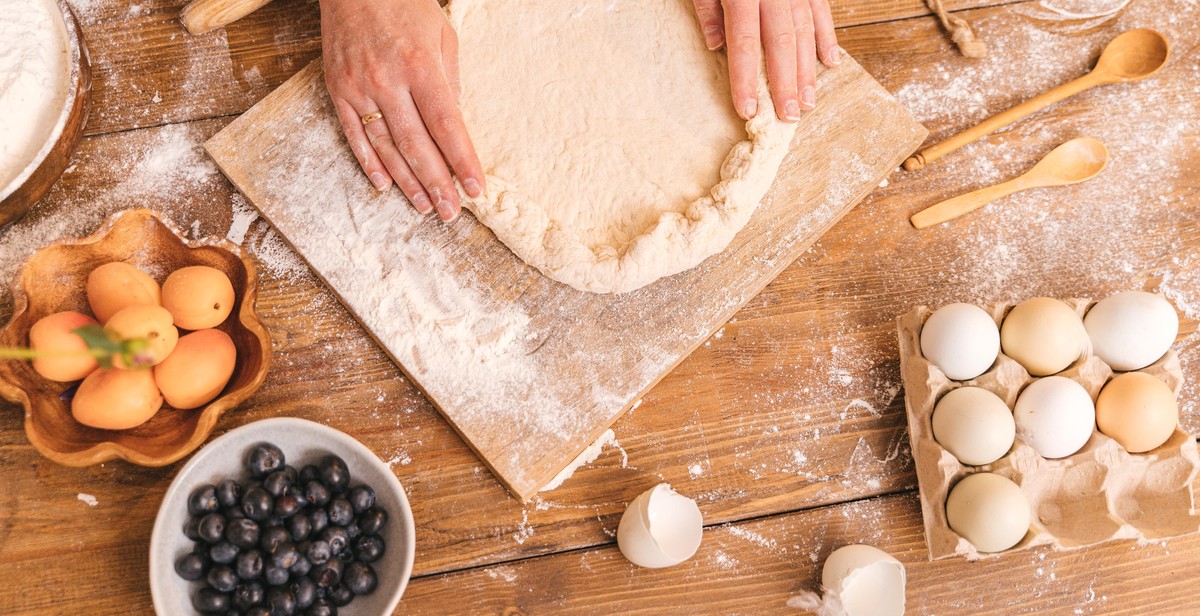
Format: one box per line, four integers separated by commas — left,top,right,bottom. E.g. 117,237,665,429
801,86,816,109
829,46,843,65
704,25,722,50
437,200,459,223
784,100,802,121
370,172,390,191
742,98,758,119
412,192,434,214
463,177,482,198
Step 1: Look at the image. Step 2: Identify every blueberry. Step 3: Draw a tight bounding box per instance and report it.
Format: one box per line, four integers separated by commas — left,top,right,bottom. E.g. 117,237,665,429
207,564,240,593
192,587,230,613
346,486,375,514
319,527,349,556
342,561,377,596
210,540,240,564
287,514,312,542
237,549,265,580
227,518,261,549
247,608,271,616
275,495,302,519
225,505,248,520
327,583,353,607
310,556,343,589
175,552,209,581
352,534,385,563
326,498,352,527
246,443,286,478
189,484,219,516
184,517,203,542
233,581,265,610
306,598,337,616
266,588,297,616
317,455,350,493
281,465,299,484
272,542,301,570
356,507,388,535
217,478,243,508
261,526,290,554
298,465,320,484
306,507,327,532
289,575,317,609
264,565,290,586
303,481,331,509
198,513,227,543
264,470,292,498
242,487,274,521
306,540,331,565
289,554,312,577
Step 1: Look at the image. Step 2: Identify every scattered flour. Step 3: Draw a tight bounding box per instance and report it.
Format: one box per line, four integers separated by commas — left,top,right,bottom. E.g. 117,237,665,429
76,493,98,507
540,429,621,492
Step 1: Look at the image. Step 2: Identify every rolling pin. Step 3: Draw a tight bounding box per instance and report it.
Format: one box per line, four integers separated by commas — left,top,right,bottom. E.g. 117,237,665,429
180,0,274,35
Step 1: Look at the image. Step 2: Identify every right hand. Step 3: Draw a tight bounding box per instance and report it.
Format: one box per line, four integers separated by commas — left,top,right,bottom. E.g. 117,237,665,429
320,0,484,223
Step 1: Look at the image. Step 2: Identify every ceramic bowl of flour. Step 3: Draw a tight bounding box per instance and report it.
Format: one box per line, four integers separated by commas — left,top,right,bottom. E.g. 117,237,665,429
0,0,91,227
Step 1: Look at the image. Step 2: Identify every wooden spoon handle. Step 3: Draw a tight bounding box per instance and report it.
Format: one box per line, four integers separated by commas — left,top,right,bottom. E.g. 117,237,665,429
910,178,1028,229
903,73,1103,171
180,0,273,35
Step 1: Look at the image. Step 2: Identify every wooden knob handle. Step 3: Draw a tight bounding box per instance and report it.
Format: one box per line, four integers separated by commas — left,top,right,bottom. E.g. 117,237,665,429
903,73,1103,172
180,0,273,35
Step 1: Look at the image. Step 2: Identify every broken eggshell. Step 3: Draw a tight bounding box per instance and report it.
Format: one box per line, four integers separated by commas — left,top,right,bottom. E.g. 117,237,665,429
788,544,906,616
616,483,703,568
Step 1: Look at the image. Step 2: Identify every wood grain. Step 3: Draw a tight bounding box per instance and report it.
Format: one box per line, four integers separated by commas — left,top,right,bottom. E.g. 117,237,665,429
2,0,1199,613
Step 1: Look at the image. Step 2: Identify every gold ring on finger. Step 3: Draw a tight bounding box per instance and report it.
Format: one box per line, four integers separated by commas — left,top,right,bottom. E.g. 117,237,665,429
361,111,384,125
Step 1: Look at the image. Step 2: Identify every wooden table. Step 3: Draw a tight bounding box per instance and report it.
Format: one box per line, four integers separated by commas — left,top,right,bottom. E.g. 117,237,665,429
2,0,1197,613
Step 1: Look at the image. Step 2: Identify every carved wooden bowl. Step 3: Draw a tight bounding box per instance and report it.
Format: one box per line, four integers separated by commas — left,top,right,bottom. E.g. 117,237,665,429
0,0,92,227
0,209,271,466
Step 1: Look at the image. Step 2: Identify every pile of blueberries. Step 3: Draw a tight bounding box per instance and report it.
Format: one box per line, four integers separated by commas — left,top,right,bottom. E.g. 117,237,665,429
175,443,388,615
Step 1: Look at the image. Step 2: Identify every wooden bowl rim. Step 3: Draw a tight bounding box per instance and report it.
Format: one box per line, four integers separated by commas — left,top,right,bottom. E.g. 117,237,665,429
0,0,90,202
0,208,273,467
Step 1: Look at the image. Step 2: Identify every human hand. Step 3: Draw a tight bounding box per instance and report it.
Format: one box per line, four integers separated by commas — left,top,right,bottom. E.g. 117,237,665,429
691,0,841,122
320,0,484,222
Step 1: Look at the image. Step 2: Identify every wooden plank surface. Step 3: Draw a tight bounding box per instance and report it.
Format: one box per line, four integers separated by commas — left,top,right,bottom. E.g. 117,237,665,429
0,0,1198,613
203,51,925,500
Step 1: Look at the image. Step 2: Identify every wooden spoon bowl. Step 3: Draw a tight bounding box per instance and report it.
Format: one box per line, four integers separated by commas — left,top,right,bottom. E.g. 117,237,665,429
0,0,92,228
1096,28,1170,81
0,210,272,467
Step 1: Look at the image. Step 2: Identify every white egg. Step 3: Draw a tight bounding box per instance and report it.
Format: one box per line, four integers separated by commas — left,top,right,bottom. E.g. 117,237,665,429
1013,376,1095,459
932,387,1015,466
616,484,703,568
946,472,1031,553
920,303,1000,381
822,545,906,616
1084,291,1178,371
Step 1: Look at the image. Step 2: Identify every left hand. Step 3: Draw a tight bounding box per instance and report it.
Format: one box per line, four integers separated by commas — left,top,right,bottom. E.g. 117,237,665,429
691,0,841,122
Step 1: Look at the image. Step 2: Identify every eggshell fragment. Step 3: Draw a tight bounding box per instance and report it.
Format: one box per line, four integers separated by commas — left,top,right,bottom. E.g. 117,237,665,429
1084,291,1178,371
1096,372,1178,453
154,329,237,409
920,303,1000,381
72,368,163,430
945,472,1030,553
29,311,99,382
1000,297,1088,376
932,386,1015,466
617,484,703,568
162,266,236,330
1013,376,1095,459
86,262,161,324
822,545,906,616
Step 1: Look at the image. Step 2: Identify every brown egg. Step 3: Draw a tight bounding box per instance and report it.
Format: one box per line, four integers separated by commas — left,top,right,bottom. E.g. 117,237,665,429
87,262,161,324
1096,372,1178,453
29,311,99,382
72,368,163,430
104,305,179,368
154,329,237,409
162,266,236,330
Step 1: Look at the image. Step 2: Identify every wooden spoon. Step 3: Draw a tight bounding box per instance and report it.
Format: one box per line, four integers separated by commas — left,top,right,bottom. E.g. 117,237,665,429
910,137,1108,229
904,29,1168,171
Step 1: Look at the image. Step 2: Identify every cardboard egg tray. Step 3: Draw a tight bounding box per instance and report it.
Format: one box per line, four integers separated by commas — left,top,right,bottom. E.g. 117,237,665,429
897,298,1200,560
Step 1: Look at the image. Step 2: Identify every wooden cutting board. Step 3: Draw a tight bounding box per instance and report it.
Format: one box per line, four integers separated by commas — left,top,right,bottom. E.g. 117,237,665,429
206,56,926,501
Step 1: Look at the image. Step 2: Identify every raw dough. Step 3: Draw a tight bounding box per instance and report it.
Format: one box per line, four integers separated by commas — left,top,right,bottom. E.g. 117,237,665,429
448,0,797,293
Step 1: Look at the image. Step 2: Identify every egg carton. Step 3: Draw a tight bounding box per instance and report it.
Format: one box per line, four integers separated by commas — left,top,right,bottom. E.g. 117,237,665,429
897,298,1200,560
